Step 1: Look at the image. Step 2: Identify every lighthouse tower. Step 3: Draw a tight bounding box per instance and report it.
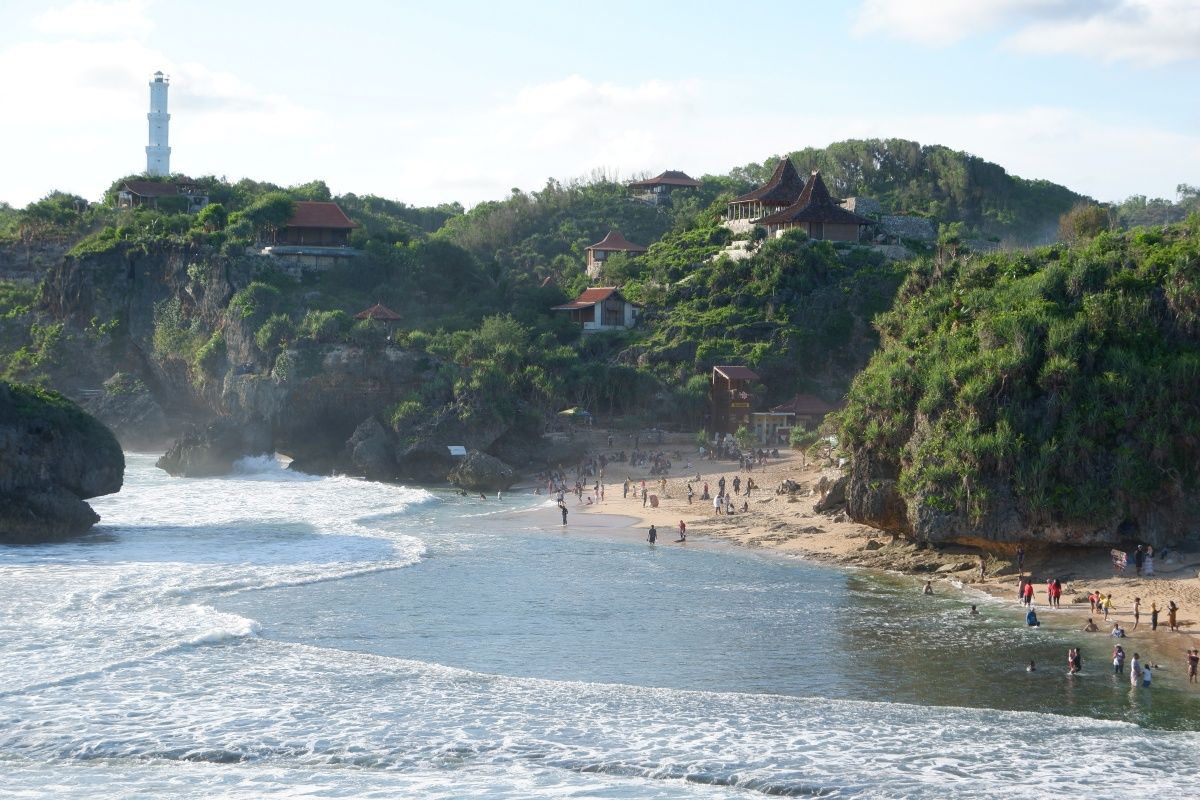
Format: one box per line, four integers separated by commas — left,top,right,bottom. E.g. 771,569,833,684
146,71,171,176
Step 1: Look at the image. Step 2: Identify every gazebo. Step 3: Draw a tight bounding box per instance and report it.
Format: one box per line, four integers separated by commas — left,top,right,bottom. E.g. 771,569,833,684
628,170,701,205
355,303,401,323
726,159,805,224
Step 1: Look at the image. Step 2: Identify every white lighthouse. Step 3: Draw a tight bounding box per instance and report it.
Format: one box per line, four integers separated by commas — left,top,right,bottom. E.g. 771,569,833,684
146,71,171,176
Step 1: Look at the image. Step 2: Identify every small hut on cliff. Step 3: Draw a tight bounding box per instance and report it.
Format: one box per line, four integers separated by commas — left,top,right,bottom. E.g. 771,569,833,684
755,171,873,242
726,159,805,224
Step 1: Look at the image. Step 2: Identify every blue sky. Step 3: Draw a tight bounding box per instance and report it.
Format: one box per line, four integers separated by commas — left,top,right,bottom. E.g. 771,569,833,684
1,0,1198,208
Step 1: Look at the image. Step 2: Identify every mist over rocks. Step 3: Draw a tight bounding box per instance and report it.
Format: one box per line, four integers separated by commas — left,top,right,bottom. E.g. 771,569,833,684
0,381,124,542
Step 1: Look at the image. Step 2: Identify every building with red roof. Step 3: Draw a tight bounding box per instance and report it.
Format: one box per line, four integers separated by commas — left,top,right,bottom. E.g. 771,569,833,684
755,171,873,242
277,201,358,246
585,230,647,278
628,170,701,206
551,286,640,332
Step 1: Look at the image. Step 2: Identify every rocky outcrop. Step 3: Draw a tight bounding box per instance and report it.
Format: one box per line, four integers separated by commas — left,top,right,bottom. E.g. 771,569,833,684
81,373,173,450
344,417,399,481
448,450,516,492
156,418,271,477
0,381,124,542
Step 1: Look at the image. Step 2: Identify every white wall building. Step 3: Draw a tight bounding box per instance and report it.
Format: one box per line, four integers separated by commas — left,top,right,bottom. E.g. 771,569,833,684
146,71,171,176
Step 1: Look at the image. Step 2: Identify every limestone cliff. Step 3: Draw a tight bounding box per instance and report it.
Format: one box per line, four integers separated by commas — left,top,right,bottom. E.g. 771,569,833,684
0,381,124,542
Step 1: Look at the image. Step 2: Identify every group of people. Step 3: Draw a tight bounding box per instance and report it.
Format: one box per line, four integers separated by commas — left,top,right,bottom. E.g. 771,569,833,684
646,521,687,544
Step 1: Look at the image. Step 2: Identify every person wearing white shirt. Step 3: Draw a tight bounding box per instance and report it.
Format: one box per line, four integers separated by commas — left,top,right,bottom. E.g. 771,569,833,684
1130,654,1142,687
1142,664,1152,688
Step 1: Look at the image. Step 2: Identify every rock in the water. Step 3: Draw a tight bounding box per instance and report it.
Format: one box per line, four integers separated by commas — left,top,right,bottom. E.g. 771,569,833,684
0,381,124,542
156,418,271,477
82,373,172,450
345,416,398,480
447,450,516,492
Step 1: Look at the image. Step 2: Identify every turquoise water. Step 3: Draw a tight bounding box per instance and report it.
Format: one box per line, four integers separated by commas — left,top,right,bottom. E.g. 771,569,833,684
0,455,1197,798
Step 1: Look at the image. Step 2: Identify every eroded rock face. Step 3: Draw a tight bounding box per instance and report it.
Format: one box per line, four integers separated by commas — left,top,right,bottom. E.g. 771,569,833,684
0,381,124,542
156,418,271,477
447,450,516,492
82,373,173,451
345,417,398,481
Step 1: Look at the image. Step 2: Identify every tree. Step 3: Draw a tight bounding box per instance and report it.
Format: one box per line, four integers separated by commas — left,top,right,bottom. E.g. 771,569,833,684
195,203,228,232
1058,203,1111,242
734,424,755,451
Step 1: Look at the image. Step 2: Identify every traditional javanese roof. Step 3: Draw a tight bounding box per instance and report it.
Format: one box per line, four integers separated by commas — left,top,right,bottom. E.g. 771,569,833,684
730,158,805,206
713,365,759,381
586,230,647,253
628,170,701,189
355,303,401,321
551,286,638,311
286,201,357,230
771,393,839,416
755,171,873,227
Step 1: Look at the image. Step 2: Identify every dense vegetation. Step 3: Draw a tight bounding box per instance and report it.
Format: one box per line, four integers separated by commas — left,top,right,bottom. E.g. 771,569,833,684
733,139,1087,244
838,220,1200,530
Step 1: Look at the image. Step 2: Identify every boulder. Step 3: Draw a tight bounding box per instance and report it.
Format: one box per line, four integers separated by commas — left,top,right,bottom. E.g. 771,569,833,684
448,450,516,492
345,416,398,481
0,381,124,542
156,418,271,477
815,475,848,513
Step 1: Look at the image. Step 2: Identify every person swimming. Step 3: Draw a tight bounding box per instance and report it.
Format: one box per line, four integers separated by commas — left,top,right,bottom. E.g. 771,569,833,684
969,604,979,616
922,581,934,595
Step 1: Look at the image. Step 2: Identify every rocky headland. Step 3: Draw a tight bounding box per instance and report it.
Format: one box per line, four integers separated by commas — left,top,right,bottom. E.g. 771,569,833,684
0,381,124,542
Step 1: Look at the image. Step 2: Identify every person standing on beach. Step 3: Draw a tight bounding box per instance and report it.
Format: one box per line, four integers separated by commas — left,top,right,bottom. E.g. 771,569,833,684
1151,602,1159,631
1133,597,1141,630
1022,580,1034,607
678,520,686,542
1187,649,1198,683
1016,545,1025,574
647,524,657,544
1134,545,1145,576
623,479,629,499
1102,594,1113,621
979,556,987,581
1168,601,1179,632
733,476,741,495
718,476,726,495
686,483,694,504
559,502,568,526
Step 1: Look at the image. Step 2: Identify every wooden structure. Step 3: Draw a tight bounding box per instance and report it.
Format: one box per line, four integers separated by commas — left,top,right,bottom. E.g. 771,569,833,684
585,230,647,278
750,393,839,444
710,365,759,436
726,159,805,225
277,201,357,246
628,170,701,205
355,303,401,323
755,171,872,241
551,286,639,333
116,179,208,213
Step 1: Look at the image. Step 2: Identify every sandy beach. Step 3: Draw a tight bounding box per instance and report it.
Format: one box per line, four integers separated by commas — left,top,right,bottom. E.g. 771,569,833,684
557,430,1200,678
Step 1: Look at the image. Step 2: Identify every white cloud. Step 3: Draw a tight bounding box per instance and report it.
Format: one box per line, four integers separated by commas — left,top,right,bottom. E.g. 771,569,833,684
854,0,1200,65
1007,1,1200,65
32,0,154,40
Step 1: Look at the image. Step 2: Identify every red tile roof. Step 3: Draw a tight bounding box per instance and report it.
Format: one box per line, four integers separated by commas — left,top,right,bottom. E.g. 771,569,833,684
730,159,805,206
355,303,401,321
586,230,647,252
551,286,640,311
771,393,839,416
628,170,701,189
755,171,873,228
286,201,357,230
713,365,759,381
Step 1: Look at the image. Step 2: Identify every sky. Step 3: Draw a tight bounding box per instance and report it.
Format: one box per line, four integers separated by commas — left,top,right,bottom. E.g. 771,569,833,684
1,0,1199,209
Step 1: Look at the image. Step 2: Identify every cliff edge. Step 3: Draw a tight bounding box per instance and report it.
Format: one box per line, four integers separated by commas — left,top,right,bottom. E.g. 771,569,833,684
0,381,124,542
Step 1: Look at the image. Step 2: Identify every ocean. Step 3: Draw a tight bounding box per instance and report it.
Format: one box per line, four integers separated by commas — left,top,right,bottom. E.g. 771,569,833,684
1,454,1197,798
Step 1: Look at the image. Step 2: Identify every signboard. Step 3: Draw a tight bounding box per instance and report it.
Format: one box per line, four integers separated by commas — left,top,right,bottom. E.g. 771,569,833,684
1111,549,1127,572
446,445,467,457
730,402,750,408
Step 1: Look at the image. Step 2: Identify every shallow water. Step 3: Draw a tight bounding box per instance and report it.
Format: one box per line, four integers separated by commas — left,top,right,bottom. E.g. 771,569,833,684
1,455,1197,798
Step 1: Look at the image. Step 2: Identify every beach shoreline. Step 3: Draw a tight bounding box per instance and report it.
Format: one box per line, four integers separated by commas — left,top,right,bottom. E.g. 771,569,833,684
544,430,1200,683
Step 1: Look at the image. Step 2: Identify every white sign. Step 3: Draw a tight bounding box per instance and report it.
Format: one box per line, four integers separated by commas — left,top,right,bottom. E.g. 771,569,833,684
446,446,467,456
